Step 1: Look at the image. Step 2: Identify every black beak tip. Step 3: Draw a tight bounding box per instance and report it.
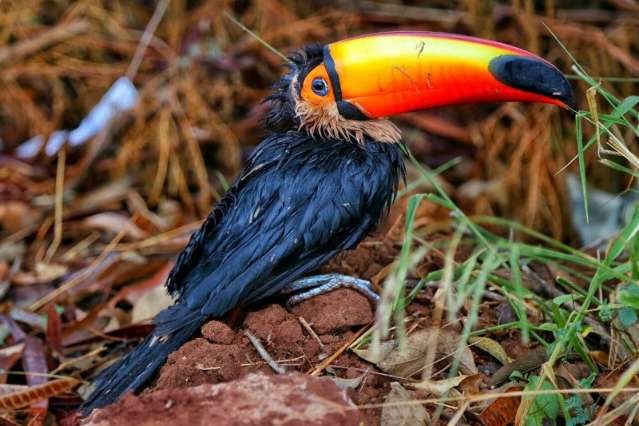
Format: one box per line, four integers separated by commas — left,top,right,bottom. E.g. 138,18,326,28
489,55,575,111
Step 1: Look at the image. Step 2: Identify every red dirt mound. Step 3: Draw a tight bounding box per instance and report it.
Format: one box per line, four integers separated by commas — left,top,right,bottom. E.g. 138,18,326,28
82,373,363,426
154,289,377,391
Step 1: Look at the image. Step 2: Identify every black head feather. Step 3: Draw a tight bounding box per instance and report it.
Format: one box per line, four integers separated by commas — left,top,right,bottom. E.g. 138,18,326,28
264,44,324,133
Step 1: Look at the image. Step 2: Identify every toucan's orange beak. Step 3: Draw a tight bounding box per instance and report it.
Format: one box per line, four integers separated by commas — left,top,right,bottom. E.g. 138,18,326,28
323,32,574,119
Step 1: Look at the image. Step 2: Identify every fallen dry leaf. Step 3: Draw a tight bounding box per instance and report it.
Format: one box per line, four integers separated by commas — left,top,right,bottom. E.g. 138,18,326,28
46,304,63,356
0,201,42,233
0,384,29,395
0,315,27,341
589,350,610,366
10,309,47,331
330,375,364,391
596,370,639,409
352,340,394,365
469,335,512,365
459,373,484,395
0,261,8,281
366,328,477,378
34,262,68,282
411,374,467,397
479,386,523,426
106,262,175,323
0,344,25,384
21,336,49,423
131,283,173,323
65,177,132,218
0,378,79,410
13,262,68,287
381,382,430,426
82,212,148,240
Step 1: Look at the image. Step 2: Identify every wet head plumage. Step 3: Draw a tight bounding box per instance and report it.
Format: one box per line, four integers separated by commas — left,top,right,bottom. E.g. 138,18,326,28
265,45,401,144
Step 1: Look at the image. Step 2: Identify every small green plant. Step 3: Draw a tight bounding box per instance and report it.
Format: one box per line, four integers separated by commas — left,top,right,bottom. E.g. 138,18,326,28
524,376,560,426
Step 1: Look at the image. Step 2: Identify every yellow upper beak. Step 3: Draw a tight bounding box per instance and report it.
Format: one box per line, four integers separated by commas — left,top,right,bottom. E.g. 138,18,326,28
322,32,574,119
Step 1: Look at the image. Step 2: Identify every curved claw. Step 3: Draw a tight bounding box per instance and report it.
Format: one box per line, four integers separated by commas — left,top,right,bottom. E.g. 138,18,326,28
282,273,379,310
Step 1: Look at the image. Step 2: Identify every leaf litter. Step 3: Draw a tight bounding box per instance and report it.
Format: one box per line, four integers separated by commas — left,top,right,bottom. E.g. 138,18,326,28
0,0,639,425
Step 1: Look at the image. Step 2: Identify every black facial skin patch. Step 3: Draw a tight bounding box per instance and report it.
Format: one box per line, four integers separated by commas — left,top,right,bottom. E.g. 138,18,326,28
322,45,342,101
336,100,369,120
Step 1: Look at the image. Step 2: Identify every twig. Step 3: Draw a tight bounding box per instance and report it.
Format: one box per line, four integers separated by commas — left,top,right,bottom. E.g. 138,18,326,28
355,387,639,411
126,0,171,80
309,324,370,377
29,223,130,312
195,364,221,371
447,401,470,426
593,392,639,425
44,150,66,264
351,1,465,24
245,330,286,374
223,11,291,64
240,355,305,368
51,346,104,375
298,316,325,352
115,220,203,251
61,232,100,262
0,20,89,65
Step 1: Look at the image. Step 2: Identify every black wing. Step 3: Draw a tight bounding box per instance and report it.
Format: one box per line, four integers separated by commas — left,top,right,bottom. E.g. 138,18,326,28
165,192,233,297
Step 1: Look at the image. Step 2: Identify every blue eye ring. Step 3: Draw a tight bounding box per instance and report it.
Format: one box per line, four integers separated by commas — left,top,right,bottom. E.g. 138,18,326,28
311,77,329,96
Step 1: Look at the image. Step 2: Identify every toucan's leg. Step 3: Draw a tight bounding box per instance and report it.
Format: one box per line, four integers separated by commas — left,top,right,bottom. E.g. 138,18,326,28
282,273,379,309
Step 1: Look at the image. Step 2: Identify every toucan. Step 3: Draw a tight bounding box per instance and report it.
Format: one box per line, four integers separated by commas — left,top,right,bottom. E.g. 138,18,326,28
80,31,573,414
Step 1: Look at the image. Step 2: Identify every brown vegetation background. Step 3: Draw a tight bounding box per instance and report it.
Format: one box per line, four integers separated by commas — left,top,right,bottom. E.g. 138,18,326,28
1,0,638,423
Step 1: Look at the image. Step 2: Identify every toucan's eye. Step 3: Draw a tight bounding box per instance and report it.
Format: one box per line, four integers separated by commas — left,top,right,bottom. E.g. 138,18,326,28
300,65,334,106
311,78,329,96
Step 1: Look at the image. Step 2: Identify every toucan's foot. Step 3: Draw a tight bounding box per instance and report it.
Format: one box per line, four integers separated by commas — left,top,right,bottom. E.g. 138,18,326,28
282,274,379,309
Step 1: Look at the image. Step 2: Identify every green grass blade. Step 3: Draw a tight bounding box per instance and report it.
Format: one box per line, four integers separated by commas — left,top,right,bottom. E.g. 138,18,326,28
509,244,530,343
575,112,589,222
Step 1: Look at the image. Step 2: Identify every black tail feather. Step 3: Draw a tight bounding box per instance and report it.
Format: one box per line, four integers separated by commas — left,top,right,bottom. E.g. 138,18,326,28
79,305,206,416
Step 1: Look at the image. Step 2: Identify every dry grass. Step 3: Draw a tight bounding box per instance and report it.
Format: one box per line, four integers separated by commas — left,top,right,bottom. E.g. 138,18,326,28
1,0,639,424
